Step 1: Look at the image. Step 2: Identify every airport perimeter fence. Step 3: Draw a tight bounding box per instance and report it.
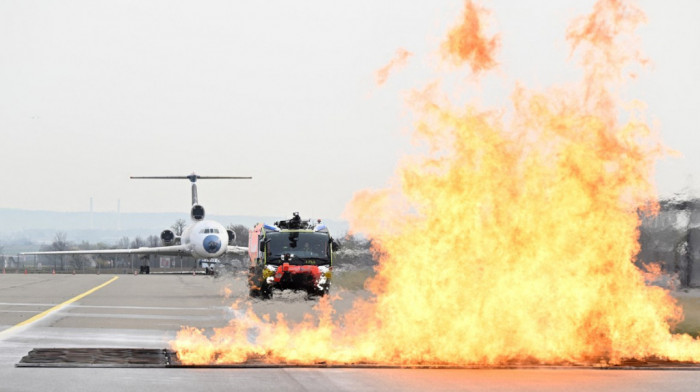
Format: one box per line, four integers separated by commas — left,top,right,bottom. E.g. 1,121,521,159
1,254,251,275
2,251,377,276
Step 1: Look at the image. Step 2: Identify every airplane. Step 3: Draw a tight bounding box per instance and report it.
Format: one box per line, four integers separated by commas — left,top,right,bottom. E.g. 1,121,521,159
21,173,251,261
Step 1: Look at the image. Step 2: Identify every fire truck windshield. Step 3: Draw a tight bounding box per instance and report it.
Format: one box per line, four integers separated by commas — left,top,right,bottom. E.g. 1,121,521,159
266,232,329,263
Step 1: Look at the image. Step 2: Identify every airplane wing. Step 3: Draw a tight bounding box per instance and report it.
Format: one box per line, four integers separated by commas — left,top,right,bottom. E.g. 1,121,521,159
226,246,248,255
21,245,192,257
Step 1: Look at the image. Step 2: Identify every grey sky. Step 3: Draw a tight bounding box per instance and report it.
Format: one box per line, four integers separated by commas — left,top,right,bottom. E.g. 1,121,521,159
1,1,698,220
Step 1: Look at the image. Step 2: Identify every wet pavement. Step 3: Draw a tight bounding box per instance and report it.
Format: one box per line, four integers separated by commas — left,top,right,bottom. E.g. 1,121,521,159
2,274,700,391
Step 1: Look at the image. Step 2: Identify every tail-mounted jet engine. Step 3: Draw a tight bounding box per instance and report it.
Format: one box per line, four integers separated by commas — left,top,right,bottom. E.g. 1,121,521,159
191,204,205,221
160,229,177,246
226,229,236,246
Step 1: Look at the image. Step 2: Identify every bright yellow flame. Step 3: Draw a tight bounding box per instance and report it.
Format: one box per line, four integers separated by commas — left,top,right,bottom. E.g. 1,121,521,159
171,0,700,366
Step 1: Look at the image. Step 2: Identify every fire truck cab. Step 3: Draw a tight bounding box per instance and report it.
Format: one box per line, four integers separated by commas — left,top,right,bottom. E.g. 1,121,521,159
247,212,338,299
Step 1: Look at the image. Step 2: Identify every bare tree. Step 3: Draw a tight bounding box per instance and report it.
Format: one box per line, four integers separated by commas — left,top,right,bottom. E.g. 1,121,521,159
171,219,187,236
69,254,88,271
130,236,146,249
92,242,112,270
226,224,249,247
340,233,371,250
147,235,159,247
334,233,375,268
129,236,147,271
68,240,94,271
116,236,130,268
51,232,69,271
144,235,160,269
117,236,130,249
52,232,68,250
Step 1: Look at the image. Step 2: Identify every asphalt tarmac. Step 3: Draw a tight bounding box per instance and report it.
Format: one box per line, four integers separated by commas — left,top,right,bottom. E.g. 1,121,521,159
2,273,700,391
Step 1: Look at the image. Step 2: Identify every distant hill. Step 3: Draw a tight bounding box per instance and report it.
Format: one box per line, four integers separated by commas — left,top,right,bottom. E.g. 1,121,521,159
0,208,348,250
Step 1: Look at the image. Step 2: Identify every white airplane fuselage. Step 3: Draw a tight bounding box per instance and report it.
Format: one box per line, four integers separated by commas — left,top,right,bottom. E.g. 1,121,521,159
19,174,251,261
181,219,229,259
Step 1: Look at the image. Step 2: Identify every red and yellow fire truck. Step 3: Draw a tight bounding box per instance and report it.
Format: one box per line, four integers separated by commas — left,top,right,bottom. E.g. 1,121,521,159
247,213,338,299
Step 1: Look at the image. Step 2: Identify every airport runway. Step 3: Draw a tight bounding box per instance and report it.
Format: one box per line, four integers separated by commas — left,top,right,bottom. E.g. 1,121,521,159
2,274,700,391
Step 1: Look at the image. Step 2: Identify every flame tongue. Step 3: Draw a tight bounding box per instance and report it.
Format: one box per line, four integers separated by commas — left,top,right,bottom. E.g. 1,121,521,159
171,0,700,366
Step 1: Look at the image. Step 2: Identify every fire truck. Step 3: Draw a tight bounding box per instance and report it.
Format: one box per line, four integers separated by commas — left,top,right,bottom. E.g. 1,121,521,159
247,213,339,299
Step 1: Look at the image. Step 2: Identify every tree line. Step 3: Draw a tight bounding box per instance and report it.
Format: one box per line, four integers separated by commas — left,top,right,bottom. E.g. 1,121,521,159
12,219,375,273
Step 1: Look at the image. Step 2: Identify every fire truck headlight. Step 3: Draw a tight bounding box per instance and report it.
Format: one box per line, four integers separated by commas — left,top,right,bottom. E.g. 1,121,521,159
263,265,276,279
318,266,332,282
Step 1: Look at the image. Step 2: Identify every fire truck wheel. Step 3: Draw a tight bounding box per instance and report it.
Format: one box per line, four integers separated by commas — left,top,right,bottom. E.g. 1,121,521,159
308,284,329,297
260,285,273,300
248,266,272,300
248,268,262,298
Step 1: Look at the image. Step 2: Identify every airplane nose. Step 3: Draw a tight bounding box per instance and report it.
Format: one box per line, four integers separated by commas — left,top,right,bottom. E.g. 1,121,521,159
203,235,222,254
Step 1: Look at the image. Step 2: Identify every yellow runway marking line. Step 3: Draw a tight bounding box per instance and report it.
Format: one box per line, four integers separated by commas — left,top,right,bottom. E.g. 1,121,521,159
0,276,119,337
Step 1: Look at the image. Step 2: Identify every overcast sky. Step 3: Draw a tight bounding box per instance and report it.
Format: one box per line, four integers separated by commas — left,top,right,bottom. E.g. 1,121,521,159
1,0,698,220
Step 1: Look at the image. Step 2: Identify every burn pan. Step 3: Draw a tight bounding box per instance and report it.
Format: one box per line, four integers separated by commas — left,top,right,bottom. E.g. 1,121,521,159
16,348,176,368
15,348,700,370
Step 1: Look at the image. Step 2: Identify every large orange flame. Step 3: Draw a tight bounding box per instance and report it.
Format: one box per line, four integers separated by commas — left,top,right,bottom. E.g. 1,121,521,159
441,0,499,73
171,0,700,365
